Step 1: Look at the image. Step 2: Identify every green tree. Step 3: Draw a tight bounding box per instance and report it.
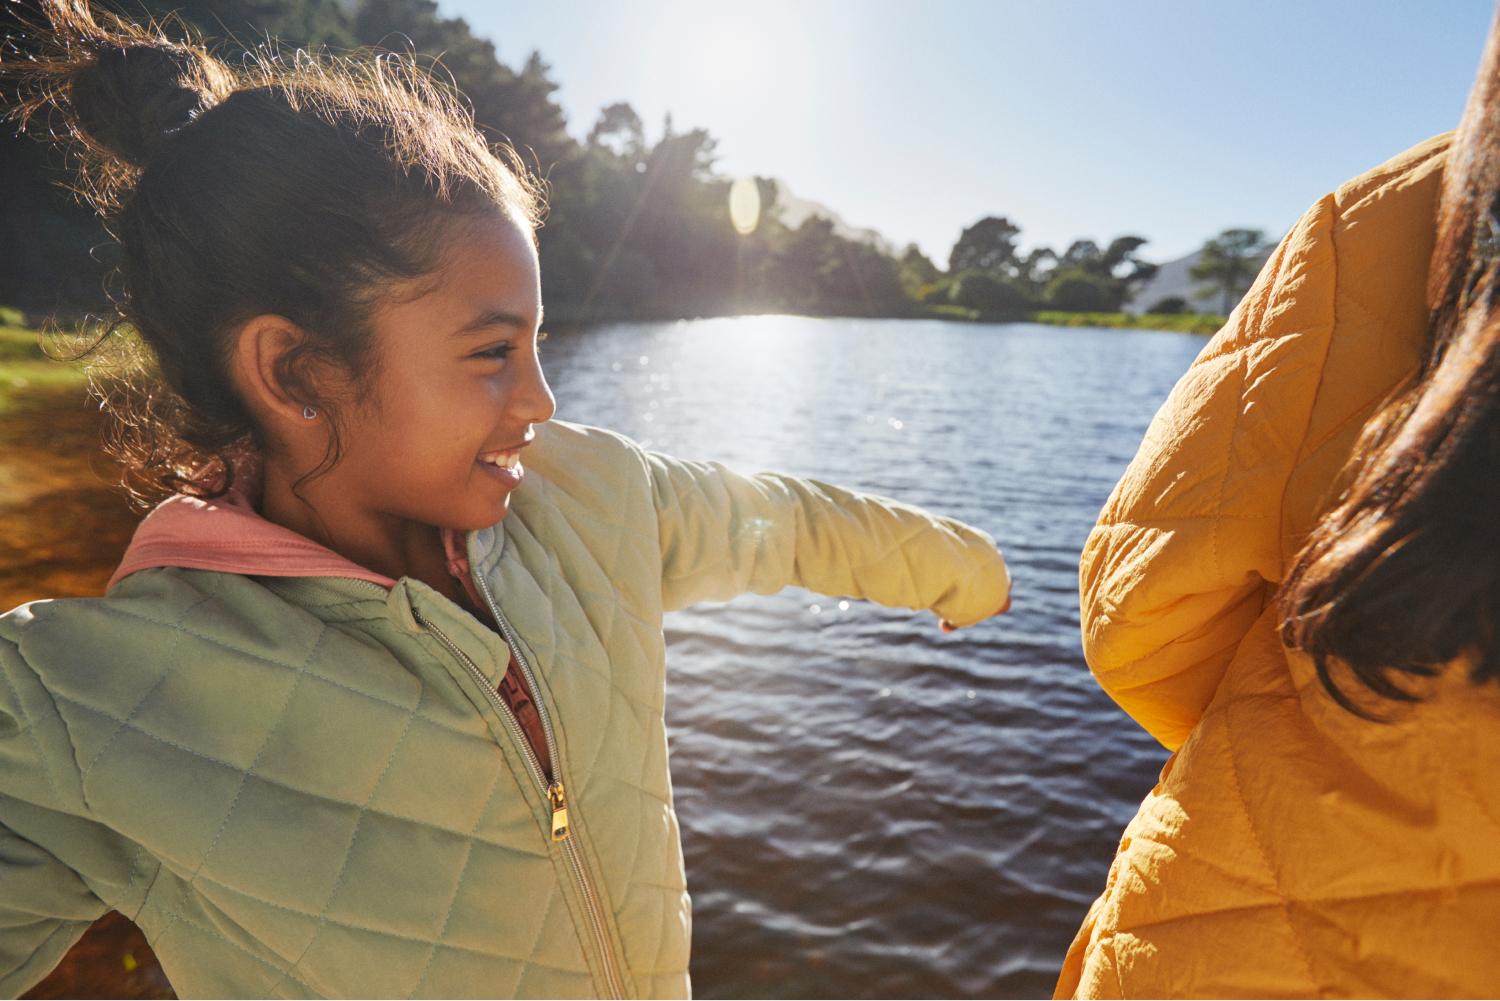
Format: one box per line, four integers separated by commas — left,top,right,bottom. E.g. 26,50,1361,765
1016,246,1058,294
949,216,1021,275
1100,235,1159,306
586,102,646,166
1191,227,1270,314
896,243,940,297
949,270,1034,318
747,216,905,316
1043,235,1159,311
1147,295,1190,315
917,280,955,305
1059,239,1102,272
1044,270,1116,311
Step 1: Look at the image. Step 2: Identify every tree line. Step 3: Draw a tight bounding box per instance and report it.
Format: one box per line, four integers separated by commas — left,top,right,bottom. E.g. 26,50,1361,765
0,0,1269,322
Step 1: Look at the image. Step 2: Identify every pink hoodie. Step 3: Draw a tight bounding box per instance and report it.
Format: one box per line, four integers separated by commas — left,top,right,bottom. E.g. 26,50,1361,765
107,454,477,605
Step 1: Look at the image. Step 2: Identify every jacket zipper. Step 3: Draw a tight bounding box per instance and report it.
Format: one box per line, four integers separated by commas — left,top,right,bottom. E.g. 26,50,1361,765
469,570,628,1001
406,575,627,1000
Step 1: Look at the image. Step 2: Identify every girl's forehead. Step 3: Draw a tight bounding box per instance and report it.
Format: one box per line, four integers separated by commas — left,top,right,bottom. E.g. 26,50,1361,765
379,214,541,334
440,212,537,280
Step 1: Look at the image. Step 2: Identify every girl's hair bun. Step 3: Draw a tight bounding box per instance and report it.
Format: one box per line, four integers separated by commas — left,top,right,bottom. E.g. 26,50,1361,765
3,1,232,179
69,38,231,166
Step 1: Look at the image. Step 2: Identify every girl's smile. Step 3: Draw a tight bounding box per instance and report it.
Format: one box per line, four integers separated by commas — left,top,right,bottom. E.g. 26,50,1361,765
476,439,531,486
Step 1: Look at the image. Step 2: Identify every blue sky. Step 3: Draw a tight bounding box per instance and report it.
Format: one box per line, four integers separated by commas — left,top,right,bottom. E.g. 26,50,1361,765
438,0,1492,265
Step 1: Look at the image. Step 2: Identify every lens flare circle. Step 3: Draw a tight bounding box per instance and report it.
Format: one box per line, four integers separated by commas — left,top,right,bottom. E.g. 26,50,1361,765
728,176,761,235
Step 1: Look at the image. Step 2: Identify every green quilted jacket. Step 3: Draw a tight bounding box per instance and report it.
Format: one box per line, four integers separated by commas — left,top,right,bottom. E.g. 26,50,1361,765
0,420,1010,999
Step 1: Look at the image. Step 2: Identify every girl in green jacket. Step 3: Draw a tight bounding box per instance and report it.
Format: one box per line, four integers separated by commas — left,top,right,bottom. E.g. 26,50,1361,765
0,4,1009,998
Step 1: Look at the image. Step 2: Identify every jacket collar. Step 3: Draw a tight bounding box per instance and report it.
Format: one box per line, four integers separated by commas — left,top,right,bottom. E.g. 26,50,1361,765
106,453,474,594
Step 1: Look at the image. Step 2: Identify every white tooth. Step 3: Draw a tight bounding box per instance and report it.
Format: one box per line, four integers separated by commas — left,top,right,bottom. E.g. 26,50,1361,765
505,454,520,470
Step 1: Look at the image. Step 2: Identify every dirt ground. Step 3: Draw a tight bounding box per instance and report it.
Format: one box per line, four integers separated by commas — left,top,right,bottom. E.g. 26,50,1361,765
4,384,174,999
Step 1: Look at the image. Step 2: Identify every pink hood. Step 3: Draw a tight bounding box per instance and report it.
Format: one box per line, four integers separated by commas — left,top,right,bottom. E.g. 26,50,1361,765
107,455,471,593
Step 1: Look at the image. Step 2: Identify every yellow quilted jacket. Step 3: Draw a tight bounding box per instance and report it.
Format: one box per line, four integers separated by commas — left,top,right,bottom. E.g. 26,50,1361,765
1059,133,1500,998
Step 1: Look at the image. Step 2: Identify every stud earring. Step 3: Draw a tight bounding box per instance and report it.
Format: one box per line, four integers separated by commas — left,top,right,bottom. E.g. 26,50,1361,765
301,405,317,420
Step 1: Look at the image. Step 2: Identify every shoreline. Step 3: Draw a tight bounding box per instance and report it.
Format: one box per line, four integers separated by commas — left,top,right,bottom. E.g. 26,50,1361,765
1027,310,1226,335
543,306,1227,335
4,308,1225,367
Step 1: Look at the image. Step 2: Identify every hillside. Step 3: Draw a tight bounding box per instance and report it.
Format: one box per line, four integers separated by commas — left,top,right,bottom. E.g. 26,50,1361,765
1127,245,1275,314
768,180,894,254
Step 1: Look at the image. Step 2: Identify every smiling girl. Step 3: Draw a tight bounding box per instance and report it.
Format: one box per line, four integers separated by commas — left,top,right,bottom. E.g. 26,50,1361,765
0,5,1009,998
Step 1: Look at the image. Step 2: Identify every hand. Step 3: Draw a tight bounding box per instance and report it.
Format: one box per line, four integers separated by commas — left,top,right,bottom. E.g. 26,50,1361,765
939,594,1011,633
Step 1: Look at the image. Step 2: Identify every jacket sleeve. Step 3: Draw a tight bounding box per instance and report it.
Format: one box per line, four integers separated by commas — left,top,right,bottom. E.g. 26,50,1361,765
0,609,111,996
0,817,108,998
1078,195,1338,750
645,451,1010,624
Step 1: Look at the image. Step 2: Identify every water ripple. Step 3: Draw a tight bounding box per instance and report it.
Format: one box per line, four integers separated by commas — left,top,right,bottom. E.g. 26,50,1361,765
544,318,1199,998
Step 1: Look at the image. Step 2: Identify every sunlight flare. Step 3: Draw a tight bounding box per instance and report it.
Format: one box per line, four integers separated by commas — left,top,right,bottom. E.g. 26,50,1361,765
728,176,761,235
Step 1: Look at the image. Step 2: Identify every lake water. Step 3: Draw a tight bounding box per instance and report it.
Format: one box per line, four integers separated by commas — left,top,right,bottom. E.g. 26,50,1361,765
540,317,1206,999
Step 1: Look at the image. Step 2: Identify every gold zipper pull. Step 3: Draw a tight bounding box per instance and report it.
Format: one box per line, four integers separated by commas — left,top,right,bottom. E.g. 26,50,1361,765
548,782,571,842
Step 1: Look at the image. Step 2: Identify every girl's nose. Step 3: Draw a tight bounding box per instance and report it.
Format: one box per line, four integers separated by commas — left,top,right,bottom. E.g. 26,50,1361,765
521,353,557,424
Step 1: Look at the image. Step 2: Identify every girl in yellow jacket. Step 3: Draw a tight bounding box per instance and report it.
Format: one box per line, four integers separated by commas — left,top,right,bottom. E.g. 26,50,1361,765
1059,16,1500,1000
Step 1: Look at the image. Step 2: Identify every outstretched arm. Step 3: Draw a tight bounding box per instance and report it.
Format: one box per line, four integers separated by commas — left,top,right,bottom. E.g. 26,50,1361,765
647,451,1010,626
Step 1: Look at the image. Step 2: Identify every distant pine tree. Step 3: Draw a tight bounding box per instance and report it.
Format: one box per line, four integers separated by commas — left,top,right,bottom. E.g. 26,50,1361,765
1191,228,1271,314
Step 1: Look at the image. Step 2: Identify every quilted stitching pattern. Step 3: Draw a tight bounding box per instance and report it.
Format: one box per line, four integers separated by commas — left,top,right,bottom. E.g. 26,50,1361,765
1,418,1009,998
1061,136,1500,999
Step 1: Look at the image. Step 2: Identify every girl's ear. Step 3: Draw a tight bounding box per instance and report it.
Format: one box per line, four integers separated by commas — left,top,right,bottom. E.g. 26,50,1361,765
229,314,331,430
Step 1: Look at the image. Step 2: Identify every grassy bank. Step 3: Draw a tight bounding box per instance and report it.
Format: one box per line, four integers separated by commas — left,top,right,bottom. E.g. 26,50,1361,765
0,309,139,613
0,320,92,413
1029,310,1227,335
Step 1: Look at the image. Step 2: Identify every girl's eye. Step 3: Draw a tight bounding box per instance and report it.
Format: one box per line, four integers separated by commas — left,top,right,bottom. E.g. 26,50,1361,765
475,343,514,361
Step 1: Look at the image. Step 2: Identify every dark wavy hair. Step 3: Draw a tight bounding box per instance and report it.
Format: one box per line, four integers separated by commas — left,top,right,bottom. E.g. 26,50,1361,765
1,1,545,507
1278,13,1500,716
